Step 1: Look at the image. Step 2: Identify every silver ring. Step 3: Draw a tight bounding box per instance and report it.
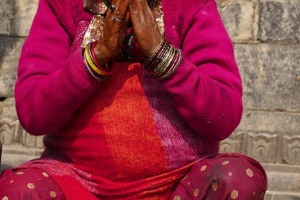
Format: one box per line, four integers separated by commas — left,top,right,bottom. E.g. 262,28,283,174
113,16,123,22
111,4,116,11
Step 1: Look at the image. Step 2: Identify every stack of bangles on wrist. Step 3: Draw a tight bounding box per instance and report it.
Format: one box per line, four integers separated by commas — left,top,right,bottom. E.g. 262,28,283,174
83,42,112,81
144,39,182,80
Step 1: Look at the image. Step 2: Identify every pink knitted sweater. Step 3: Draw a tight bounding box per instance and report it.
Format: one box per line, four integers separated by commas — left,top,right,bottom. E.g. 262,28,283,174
15,0,243,197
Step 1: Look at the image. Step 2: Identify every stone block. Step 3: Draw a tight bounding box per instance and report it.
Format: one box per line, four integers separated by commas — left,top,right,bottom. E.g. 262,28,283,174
267,171,300,194
2,144,43,168
36,136,44,149
0,69,17,98
0,140,2,166
217,0,259,43
0,98,17,120
258,0,300,43
0,37,25,98
0,119,21,145
235,44,300,112
0,98,19,145
23,132,36,148
222,129,300,165
222,131,280,163
231,110,300,164
265,192,300,200
237,110,300,137
0,119,44,147
220,131,244,153
283,135,300,165
0,0,38,36
0,98,44,148
263,163,300,174
23,131,40,148
0,118,44,148
245,132,279,163
262,164,300,199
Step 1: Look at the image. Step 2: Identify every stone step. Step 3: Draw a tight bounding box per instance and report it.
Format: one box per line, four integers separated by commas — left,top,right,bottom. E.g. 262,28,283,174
1,144,42,172
266,171,300,193
265,191,300,200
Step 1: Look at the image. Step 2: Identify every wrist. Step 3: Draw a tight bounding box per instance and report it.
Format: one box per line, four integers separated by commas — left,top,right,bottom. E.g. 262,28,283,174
93,42,112,65
83,42,113,81
144,39,182,80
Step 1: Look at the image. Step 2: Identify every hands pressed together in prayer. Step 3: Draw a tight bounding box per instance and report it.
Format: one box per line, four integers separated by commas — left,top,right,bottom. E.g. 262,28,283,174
94,0,163,65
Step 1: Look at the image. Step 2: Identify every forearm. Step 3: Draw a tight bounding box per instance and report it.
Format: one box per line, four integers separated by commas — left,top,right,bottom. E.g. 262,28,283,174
161,0,243,141
15,0,100,135
162,60,242,141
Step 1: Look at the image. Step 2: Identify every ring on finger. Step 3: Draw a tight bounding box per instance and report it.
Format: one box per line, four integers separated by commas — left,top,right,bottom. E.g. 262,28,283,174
113,16,123,22
111,4,116,11
104,0,116,11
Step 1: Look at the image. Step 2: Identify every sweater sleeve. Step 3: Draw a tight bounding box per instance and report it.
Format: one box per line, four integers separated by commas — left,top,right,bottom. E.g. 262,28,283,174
161,0,243,141
15,0,100,135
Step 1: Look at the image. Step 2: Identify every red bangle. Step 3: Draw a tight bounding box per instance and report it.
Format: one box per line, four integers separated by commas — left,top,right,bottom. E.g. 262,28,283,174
90,42,113,75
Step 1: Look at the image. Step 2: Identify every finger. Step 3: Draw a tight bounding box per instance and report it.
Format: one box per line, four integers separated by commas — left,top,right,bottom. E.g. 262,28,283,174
129,0,149,16
130,0,148,9
129,0,141,25
128,0,163,57
110,0,128,43
109,0,129,22
103,0,128,38
129,0,153,26
100,0,129,56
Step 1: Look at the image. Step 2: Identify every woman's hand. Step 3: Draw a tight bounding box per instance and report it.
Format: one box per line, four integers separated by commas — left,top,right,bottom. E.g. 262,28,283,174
129,0,163,58
94,0,129,65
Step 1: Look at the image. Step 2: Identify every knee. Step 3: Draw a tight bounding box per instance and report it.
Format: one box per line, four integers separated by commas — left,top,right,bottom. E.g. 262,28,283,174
0,169,38,199
208,156,267,199
172,155,267,200
0,168,64,200
218,156,267,192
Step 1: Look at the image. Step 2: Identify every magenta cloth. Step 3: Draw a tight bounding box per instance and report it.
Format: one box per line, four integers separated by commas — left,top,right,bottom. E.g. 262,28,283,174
14,0,243,177
16,0,242,140
0,154,267,199
171,154,267,200
0,168,65,199
8,0,255,198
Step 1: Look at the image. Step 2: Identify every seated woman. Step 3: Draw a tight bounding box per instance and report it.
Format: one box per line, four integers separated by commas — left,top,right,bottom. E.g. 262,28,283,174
0,0,267,199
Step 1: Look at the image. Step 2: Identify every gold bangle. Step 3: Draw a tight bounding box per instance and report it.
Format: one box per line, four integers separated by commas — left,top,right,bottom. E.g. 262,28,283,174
84,47,107,76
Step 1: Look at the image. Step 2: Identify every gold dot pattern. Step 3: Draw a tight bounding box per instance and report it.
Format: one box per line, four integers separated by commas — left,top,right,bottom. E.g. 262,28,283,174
42,172,49,177
2,169,62,199
27,183,35,189
2,157,265,199
193,188,200,197
173,195,181,200
246,168,254,177
212,181,218,191
222,160,230,165
200,165,207,171
170,156,266,199
50,191,57,198
231,190,239,199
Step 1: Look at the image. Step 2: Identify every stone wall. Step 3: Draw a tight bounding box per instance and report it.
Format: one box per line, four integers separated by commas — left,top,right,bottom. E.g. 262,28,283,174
217,0,300,199
0,0,299,199
0,0,41,167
